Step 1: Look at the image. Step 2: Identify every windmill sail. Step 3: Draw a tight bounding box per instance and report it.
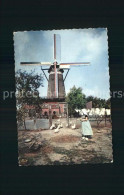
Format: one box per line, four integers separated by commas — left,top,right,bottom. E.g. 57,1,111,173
20,62,52,66
54,34,61,62
60,62,90,66
20,34,90,100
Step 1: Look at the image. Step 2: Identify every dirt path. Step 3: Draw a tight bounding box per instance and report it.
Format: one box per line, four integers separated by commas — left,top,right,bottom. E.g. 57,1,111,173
18,124,113,166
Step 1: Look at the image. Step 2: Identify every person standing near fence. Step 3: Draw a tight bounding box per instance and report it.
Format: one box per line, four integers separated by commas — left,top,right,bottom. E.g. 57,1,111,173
80,115,93,140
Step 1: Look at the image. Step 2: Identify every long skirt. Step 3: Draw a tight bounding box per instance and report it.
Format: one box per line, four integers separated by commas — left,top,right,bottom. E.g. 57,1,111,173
81,120,93,136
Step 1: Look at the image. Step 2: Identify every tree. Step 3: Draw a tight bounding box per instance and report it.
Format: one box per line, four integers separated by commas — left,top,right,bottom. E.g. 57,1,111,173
15,69,44,127
86,96,107,108
105,98,111,109
15,69,43,105
66,86,86,116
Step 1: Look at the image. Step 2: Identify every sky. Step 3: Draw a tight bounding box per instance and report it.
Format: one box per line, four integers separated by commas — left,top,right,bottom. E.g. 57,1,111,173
14,28,110,99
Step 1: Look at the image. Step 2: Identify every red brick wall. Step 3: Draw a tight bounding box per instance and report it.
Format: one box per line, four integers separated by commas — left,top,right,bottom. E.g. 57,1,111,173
42,102,65,116
24,102,66,116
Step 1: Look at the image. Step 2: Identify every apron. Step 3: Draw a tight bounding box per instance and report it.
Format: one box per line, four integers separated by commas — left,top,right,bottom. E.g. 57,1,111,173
81,120,93,136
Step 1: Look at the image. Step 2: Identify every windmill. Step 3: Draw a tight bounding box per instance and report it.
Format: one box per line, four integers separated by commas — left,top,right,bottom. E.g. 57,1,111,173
20,34,90,100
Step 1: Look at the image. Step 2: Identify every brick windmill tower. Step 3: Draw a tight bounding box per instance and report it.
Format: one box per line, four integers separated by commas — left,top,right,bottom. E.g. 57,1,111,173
21,34,90,118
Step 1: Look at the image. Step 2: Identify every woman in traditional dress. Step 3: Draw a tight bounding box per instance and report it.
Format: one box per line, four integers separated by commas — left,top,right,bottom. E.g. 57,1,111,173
80,115,93,140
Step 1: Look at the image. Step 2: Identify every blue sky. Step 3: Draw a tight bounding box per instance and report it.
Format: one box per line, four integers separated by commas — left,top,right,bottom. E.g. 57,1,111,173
14,28,110,99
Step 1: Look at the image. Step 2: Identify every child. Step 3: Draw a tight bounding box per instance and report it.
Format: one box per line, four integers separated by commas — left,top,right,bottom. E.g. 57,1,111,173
80,115,93,140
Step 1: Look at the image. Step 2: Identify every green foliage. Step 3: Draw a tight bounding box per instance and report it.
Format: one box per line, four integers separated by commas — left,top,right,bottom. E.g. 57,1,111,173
15,69,43,106
86,96,111,108
66,86,111,116
15,69,44,123
66,86,86,115
105,98,111,109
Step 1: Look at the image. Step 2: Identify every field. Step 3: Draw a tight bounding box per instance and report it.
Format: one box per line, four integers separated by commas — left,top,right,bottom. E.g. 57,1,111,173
18,118,113,166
